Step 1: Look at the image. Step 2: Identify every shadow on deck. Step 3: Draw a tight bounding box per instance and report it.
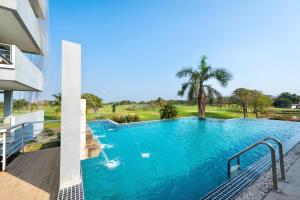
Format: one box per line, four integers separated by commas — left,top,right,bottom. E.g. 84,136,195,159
0,147,60,200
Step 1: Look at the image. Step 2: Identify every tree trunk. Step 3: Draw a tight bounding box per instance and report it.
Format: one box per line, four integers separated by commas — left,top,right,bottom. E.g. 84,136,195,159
242,104,247,118
198,87,206,118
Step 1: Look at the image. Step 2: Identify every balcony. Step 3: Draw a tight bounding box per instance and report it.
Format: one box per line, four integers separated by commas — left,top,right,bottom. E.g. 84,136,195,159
0,0,45,54
0,43,43,91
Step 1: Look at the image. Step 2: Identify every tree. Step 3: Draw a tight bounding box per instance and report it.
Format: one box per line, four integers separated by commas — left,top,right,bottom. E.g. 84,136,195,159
277,92,299,104
176,55,233,118
111,103,118,114
273,92,299,108
249,90,272,118
159,104,178,119
231,88,252,117
273,98,293,108
51,93,61,117
14,99,29,111
81,93,103,113
155,97,166,109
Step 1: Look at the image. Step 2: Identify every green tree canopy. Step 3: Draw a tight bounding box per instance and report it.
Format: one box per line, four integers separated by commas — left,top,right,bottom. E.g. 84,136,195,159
273,98,293,108
249,90,272,118
13,99,29,110
277,92,299,104
273,92,299,108
81,93,103,113
231,88,252,117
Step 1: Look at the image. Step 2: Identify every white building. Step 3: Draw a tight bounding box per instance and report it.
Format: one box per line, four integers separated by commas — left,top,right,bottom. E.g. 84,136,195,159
291,104,300,110
0,0,46,127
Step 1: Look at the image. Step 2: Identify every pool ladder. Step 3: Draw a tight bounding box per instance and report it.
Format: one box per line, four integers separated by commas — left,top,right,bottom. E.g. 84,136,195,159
227,137,285,190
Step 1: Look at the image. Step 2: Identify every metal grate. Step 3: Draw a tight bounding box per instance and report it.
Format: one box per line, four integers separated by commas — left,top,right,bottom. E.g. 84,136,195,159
57,183,84,200
201,133,300,200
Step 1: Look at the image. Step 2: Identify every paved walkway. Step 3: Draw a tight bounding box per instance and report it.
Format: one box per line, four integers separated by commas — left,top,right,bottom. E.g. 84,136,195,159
0,147,60,200
264,154,300,200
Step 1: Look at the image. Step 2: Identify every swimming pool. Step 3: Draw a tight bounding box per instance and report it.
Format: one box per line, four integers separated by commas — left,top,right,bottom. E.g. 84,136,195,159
82,118,300,200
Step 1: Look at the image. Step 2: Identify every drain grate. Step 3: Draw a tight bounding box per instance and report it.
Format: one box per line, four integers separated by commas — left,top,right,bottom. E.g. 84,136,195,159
57,183,84,200
201,134,300,200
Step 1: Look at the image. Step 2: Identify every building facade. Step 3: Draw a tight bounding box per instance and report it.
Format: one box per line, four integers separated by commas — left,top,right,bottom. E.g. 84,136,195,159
0,0,46,126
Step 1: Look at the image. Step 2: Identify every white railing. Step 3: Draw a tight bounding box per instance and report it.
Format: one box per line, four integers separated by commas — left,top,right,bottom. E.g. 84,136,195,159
0,120,60,171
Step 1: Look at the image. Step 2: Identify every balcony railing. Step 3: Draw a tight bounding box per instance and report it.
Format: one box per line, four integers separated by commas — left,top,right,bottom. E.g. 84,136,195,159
0,43,12,65
0,120,60,171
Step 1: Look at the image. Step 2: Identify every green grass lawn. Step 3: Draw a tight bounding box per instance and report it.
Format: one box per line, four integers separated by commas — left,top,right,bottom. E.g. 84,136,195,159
2,104,298,123
83,104,256,121
2,103,298,153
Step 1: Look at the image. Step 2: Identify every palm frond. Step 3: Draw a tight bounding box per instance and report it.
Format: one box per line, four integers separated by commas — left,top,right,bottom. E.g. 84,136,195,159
213,67,233,87
176,67,194,78
177,82,190,97
205,85,222,104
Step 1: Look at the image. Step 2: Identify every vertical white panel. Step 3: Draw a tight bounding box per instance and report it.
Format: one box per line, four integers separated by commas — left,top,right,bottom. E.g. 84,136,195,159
80,99,87,160
60,40,81,189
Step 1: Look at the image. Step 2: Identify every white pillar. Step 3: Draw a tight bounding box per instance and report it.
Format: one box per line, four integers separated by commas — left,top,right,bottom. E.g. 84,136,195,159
60,41,81,189
4,91,13,118
80,99,87,160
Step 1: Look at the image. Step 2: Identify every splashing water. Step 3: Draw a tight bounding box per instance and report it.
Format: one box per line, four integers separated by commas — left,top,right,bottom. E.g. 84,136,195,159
123,123,150,159
94,135,106,139
101,143,114,149
101,150,119,169
141,152,151,158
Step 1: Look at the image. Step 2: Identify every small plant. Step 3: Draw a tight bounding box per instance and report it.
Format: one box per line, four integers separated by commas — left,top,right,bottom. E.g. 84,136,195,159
111,114,141,123
159,104,178,119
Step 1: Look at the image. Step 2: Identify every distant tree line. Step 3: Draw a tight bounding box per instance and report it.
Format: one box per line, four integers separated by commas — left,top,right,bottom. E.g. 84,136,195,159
273,92,299,108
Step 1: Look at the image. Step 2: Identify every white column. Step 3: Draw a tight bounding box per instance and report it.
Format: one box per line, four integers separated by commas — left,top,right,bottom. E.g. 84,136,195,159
80,99,87,160
4,91,13,118
60,40,81,189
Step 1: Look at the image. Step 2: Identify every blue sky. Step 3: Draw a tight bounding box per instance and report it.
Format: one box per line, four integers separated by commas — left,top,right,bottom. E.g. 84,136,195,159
45,0,300,102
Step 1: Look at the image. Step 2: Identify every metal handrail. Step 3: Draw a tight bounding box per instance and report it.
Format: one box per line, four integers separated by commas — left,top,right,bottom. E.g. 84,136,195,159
1,120,60,171
227,140,278,190
263,137,285,180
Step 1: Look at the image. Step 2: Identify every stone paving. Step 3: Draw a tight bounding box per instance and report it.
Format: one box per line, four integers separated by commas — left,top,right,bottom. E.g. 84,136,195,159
264,155,300,200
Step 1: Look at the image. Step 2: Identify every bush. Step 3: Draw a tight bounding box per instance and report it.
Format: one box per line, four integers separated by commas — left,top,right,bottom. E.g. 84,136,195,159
159,104,178,119
111,114,141,123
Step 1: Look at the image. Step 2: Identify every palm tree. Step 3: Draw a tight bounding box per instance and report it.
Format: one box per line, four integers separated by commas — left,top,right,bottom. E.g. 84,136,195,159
51,93,61,117
176,55,233,118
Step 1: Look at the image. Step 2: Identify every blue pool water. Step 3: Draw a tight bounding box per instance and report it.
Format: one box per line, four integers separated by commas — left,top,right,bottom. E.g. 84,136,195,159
82,118,300,200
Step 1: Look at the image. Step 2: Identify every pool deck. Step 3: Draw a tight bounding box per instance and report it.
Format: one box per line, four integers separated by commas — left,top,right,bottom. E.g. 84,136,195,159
264,154,300,200
0,147,60,200
236,140,300,200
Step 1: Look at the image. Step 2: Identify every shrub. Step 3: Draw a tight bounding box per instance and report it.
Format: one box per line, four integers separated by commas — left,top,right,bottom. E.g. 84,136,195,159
159,104,178,119
111,114,141,123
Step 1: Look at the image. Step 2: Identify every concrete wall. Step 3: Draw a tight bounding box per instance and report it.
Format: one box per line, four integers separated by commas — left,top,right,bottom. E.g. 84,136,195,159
0,45,43,91
0,0,45,54
14,45,43,91
60,40,82,189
